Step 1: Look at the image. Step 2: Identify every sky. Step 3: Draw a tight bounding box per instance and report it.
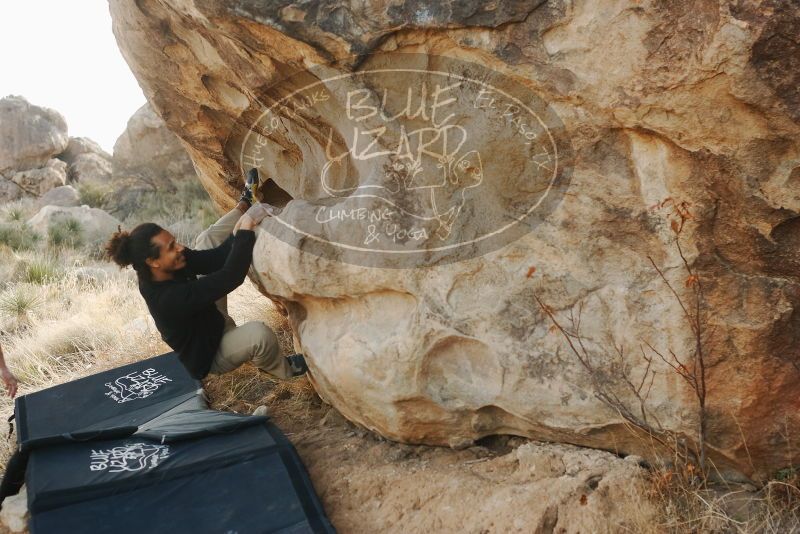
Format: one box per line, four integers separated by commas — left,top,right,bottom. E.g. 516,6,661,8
0,1,146,153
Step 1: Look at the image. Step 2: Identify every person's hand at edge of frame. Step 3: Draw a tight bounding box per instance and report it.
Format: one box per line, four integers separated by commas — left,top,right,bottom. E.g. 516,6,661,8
0,365,17,398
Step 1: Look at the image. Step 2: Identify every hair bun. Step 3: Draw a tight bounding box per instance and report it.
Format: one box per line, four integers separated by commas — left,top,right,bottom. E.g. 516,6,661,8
104,226,133,267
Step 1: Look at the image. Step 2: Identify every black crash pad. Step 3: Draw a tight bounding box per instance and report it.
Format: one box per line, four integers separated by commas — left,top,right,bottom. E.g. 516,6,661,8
27,421,334,534
8,351,335,533
14,352,201,451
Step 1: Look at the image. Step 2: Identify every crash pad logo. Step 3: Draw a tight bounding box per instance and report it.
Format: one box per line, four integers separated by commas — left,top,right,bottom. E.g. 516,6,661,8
233,53,573,268
104,368,172,404
89,443,170,473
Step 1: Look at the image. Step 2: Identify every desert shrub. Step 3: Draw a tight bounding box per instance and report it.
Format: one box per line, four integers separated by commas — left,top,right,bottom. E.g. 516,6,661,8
0,285,43,320
128,180,215,222
77,182,111,209
47,217,84,249
0,222,41,251
1,198,37,222
24,256,61,284
4,206,23,222
646,463,800,533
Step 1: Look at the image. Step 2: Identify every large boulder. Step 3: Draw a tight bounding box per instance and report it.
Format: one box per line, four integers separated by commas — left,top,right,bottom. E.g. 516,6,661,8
58,136,111,166
112,103,196,186
27,205,121,244
68,152,113,186
0,95,68,176
109,0,800,481
10,158,67,196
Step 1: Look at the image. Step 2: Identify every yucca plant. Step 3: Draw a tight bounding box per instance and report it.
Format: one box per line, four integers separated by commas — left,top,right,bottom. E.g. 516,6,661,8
0,222,41,251
24,256,61,284
4,207,23,222
48,217,84,249
0,286,43,322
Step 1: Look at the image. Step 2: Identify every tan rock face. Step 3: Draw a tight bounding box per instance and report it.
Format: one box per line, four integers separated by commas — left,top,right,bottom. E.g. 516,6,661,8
110,0,800,480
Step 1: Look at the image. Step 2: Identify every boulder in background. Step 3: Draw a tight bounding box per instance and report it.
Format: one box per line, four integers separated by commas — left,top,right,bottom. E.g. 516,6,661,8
27,205,120,244
0,95,68,176
37,185,81,208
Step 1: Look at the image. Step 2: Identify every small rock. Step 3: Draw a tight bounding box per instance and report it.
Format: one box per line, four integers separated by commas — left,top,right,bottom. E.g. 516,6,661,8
0,485,28,533
252,405,269,417
624,454,648,468
447,436,474,450
73,267,110,285
38,185,80,208
124,315,156,335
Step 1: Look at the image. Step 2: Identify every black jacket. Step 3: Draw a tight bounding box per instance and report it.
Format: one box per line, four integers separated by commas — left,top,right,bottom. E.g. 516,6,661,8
138,230,256,379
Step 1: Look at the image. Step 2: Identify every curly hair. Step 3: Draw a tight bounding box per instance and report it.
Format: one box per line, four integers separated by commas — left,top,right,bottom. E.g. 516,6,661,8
104,223,163,280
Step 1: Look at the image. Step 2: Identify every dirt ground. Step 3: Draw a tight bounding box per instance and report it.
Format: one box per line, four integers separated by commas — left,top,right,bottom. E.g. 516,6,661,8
203,367,655,534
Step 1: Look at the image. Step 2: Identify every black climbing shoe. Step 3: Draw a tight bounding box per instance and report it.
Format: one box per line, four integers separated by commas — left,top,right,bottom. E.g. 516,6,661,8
240,168,260,205
286,353,308,377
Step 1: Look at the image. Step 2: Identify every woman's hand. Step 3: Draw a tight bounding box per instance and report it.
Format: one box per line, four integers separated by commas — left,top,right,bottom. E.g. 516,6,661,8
0,366,18,398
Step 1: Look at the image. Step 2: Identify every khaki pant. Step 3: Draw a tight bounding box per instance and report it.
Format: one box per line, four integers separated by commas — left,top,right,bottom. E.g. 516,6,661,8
194,209,291,379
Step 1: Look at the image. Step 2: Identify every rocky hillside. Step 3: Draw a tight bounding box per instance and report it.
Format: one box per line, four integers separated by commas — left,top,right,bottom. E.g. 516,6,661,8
109,0,800,482
0,95,196,204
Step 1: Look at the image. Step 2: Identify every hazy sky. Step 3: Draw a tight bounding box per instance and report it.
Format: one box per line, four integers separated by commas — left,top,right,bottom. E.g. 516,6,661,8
0,1,146,152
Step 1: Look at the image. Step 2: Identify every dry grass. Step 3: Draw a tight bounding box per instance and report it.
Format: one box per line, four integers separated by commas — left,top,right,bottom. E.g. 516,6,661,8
645,465,800,533
0,248,298,470
0,246,173,464
203,280,322,421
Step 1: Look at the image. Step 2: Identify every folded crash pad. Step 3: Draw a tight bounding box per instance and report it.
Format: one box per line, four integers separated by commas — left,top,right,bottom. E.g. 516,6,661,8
14,352,201,451
7,351,335,533
27,420,334,534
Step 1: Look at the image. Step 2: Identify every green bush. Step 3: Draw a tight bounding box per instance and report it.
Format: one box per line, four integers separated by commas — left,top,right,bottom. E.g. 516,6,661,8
0,222,41,251
24,257,61,284
77,183,110,209
48,217,84,249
